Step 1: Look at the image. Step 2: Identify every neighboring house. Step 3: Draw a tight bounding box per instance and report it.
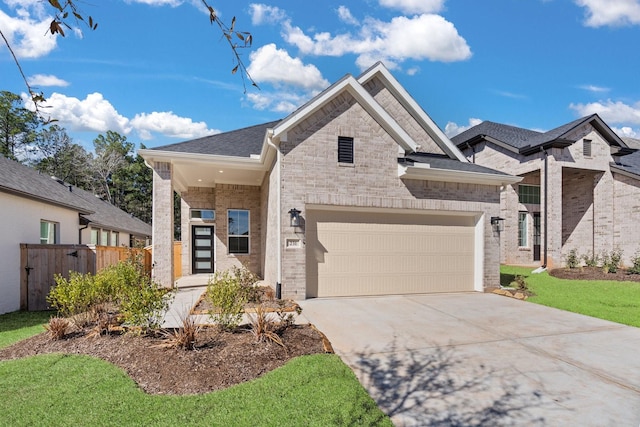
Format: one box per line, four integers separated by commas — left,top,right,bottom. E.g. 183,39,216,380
140,62,519,300
452,114,640,269
0,156,152,314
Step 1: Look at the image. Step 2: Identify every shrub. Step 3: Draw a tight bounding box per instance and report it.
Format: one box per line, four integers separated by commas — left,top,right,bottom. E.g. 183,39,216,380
582,252,599,267
629,251,640,275
248,304,284,347
206,270,247,330
158,314,201,350
48,271,101,317
601,248,623,274
45,316,70,340
565,249,580,269
509,275,529,292
231,265,261,303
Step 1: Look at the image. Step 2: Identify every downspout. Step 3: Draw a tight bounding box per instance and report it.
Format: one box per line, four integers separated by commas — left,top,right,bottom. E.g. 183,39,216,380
542,148,549,268
266,133,282,298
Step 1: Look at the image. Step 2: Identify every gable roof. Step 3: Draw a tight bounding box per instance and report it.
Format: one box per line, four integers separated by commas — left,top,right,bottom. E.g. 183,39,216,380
0,156,93,213
0,156,151,237
452,114,629,155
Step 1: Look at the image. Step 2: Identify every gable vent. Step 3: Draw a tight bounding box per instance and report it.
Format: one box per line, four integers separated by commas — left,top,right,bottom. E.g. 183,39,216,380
338,136,354,164
583,139,592,157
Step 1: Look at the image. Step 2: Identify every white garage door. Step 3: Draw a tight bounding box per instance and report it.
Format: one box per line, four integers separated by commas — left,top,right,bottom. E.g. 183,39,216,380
306,209,476,297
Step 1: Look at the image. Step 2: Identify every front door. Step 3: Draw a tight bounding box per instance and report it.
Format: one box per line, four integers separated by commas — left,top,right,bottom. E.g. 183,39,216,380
192,225,215,274
533,213,541,262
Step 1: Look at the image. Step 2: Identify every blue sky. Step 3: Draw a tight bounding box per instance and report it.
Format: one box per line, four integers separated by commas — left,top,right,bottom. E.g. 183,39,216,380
2,0,640,151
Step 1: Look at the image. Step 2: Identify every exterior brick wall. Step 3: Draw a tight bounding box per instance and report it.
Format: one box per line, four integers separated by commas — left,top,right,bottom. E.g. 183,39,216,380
278,92,502,298
151,161,174,287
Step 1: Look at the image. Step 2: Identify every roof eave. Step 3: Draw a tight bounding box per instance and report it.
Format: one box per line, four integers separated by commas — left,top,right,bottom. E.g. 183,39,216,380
610,163,640,180
138,149,267,170
0,186,94,214
398,164,522,186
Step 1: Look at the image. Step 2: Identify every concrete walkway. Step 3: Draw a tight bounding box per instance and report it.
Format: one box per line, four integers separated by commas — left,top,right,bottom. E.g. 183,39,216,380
299,293,640,426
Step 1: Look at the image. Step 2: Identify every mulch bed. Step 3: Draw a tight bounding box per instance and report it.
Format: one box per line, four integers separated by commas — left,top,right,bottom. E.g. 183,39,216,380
0,323,327,395
549,266,640,282
191,286,301,315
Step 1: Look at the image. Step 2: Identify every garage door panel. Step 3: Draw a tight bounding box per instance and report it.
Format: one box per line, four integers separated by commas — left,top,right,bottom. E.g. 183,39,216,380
306,210,476,297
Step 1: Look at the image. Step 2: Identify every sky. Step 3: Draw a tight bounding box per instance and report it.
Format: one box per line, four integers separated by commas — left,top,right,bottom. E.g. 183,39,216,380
2,0,640,153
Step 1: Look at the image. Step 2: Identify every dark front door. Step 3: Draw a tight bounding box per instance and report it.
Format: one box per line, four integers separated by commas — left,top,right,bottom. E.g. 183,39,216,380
192,225,215,274
533,212,541,262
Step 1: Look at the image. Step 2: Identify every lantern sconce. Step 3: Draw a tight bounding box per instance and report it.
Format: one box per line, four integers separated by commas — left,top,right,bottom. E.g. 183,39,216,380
491,216,505,233
288,208,301,228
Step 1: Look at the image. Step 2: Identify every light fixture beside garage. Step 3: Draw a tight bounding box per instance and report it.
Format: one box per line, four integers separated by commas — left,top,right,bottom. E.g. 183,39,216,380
491,216,505,233
288,208,301,228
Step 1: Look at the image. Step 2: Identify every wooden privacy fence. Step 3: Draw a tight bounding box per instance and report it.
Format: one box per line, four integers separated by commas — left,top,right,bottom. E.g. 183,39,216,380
20,244,152,311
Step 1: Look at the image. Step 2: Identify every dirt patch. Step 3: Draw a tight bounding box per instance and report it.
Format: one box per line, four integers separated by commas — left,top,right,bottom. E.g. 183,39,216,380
549,266,640,282
0,323,327,395
191,286,300,315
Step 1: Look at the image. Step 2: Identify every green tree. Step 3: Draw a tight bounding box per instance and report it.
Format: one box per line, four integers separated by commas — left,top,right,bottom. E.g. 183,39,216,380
32,124,93,189
0,91,41,160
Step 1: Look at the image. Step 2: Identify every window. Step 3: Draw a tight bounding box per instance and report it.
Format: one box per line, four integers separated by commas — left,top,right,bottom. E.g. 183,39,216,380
518,212,528,247
190,209,215,221
90,229,99,245
40,220,58,244
101,230,109,246
110,232,119,247
518,185,540,204
228,209,249,254
583,139,592,157
338,136,354,164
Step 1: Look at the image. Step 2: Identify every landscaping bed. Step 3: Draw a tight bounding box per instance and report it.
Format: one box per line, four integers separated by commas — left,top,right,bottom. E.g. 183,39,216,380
0,322,326,395
549,266,640,282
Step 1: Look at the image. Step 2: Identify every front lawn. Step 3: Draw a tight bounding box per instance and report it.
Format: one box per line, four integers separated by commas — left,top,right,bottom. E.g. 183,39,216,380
0,311,51,349
501,265,640,327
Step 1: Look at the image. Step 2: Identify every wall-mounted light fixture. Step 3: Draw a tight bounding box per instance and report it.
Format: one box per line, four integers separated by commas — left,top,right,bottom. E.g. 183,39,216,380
288,208,301,228
491,216,505,233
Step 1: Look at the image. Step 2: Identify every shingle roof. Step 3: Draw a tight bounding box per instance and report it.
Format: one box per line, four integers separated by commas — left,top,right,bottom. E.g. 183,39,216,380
70,188,151,237
404,153,511,176
0,156,93,213
452,114,622,153
150,120,281,157
0,156,151,237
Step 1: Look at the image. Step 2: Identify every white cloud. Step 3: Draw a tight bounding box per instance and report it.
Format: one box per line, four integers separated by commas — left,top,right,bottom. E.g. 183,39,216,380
379,0,445,14
23,92,215,141
0,6,57,58
246,91,304,113
570,99,640,124
575,0,640,27
337,6,359,25
27,74,69,87
130,112,217,140
613,126,639,138
579,84,610,93
246,43,330,90
249,3,287,25
444,118,482,137
283,13,471,70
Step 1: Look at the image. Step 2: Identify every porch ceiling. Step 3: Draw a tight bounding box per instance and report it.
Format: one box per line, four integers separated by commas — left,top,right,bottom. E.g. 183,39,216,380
172,159,266,192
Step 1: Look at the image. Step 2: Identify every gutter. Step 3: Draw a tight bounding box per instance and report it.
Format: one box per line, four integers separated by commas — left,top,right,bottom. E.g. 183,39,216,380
266,132,282,297
542,148,549,269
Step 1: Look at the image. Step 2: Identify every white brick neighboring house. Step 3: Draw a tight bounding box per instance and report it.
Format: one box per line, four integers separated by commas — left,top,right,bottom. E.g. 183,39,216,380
140,63,520,300
452,115,640,269
0,156,152,314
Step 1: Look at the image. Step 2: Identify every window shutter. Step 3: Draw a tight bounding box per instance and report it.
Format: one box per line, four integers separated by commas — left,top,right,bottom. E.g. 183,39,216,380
338,136,354,164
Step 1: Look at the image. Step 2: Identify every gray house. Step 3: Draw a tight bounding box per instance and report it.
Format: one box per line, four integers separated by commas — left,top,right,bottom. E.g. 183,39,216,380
0,156,151,314
452,115,640,268
140,62,519,299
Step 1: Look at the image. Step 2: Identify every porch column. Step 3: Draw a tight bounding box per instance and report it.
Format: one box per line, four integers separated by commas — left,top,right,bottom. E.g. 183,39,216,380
543,151,563,268
152,161,174,287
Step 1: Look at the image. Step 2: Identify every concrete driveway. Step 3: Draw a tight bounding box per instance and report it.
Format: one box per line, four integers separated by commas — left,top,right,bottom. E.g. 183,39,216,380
298,293,640,426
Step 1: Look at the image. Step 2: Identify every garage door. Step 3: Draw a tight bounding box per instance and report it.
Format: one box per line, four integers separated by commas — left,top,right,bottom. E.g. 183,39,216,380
306,209,476,297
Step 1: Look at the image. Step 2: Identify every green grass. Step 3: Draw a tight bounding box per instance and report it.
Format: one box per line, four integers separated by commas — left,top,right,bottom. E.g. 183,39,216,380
0,311,52,349
0,310,390,426
501,265,640,327
0,353,389,426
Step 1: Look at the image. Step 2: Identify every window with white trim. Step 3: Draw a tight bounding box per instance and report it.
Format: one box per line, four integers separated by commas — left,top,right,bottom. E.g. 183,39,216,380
338,136,354,164
110,232,119,247
40,220,59,244
518,212,528,247
190,209,215,221
228,209,249,254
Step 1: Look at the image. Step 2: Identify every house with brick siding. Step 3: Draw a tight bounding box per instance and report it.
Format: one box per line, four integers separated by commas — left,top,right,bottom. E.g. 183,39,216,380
140,62,520,299
452,115,640,269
